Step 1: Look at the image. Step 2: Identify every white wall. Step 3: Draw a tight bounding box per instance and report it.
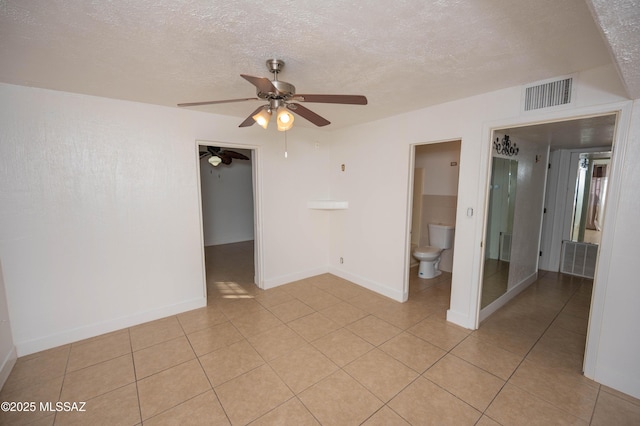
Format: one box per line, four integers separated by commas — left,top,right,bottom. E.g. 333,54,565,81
199,149,254,246
415,142,461,196
584,99,640,398
0,260,16,388
0,83,331,355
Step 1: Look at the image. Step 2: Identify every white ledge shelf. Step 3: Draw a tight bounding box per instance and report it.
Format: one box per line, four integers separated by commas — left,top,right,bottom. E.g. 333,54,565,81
307,200,348,210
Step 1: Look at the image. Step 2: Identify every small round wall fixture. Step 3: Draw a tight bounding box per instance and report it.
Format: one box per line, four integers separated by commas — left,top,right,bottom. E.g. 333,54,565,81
494,134,519,156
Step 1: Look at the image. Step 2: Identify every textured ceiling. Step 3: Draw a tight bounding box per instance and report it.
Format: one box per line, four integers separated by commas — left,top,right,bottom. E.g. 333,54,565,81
0,0,637,132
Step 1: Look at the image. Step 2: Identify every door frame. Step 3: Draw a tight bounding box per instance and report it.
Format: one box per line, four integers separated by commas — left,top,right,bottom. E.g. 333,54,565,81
471,101,633,379
195,140,264,295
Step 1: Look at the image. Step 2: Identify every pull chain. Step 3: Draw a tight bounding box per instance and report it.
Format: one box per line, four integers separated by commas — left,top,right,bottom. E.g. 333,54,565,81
284,130,288,158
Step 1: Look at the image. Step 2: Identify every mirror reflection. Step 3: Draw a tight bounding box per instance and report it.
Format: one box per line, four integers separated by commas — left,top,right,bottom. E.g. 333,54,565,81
482,157,518,309
570,152,610,245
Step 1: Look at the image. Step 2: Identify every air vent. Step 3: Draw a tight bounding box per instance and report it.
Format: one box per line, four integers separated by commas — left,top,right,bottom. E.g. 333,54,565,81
560,240,598,278
523,76,574,111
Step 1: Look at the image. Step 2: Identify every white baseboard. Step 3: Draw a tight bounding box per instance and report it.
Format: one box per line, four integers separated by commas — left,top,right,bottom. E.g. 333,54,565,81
262,266,330,289
15,297,206,356
446,309,475,329
329,268,404,302
0,346,17,389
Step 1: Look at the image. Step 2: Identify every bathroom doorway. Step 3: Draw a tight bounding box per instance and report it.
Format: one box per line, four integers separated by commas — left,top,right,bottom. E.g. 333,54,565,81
406,140,461,298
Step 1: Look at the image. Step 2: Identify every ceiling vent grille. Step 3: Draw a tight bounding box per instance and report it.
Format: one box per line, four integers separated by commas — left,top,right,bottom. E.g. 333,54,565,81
523,77,573,111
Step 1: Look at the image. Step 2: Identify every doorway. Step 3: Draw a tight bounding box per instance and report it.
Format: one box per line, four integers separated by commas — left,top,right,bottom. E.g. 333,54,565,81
479,114,617,321
197,142,263,301
406,140,461,299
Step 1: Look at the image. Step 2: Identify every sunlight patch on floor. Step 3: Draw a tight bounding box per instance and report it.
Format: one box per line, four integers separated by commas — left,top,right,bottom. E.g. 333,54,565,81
214,281,254,299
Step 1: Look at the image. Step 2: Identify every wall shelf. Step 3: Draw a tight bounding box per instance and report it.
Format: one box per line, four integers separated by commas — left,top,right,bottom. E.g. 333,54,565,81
307,200,348,210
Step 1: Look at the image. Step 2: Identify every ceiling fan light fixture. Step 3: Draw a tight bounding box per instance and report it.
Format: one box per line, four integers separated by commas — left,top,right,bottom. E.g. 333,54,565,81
276,106,294,131
208,155,222,166
252,107,271,129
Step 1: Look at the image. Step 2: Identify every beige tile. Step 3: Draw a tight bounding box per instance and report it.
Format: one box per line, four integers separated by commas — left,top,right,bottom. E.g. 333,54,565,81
318,301,368,326
473,323,540,357
248,324,307,361
295,288,342,311
253,287,295,308
143,390,229,426
347,315,402,346
312,328,374,367
535,323,587,356
288,312,341,342
424,354,505,411
218,298,267,320
251,397,320,426
344,349,419,402
315,277,373,301
361,406,411,425
199,339,264,386
176,306,227,334
486,383,588,425
269,299,315,322
186,321,243,356
451,335,523,380
372,297,436,327
60,354,135,402
509,359,599,421
475,415,503,426
0,376,63,426
133,335,195,379
380,332,446,373
67,330,131,372
600,385,640,406
299,370,383,426
229,308,284,337
525,342,585,372
129,316,184,351
389,376,481,425
137,359,211,420
54,383,140,426
552,311,589,335
591,388,640,425
407,316,470,351
215,364,293,425
1,345,69,394
269,344,338,394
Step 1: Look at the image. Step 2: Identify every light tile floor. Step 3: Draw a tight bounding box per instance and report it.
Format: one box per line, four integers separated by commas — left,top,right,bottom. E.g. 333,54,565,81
2,241,639,425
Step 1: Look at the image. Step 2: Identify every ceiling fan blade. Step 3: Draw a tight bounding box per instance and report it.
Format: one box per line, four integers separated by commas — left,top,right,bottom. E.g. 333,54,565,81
199,151,210,159
222,150,250,161
239,106,265,127
178,98,258,107
287,103,330,127
241,74,277,93
291,94,367,105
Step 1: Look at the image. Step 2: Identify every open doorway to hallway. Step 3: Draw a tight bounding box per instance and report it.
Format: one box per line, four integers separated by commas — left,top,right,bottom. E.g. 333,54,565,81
198,144,258,303
407,140,461,299
479,114,617,322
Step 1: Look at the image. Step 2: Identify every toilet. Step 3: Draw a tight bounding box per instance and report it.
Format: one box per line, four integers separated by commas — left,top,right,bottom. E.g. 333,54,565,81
413,223,455,279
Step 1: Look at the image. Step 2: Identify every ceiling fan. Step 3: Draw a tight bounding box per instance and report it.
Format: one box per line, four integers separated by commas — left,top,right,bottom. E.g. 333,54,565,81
200,146,249,166
178,59,367,130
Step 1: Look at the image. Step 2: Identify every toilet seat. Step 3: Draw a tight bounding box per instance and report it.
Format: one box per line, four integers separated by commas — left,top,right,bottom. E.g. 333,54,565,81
414,246,441,256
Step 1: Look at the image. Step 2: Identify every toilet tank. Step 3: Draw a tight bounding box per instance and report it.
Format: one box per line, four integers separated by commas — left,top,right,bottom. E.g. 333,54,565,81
428,224,455,249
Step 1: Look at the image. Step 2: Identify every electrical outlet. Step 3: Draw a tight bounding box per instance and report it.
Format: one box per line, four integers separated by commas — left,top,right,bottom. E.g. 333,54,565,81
340,257,344,264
